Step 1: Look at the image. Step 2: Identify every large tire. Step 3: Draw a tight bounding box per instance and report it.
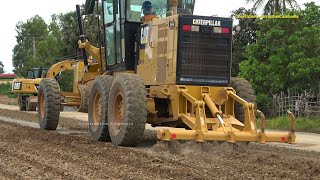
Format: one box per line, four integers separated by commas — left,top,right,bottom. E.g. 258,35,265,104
88,75,114,141
18,94,26,111
108,73,147,146
230,77,256,123
26,97,37,111
38,79,61,130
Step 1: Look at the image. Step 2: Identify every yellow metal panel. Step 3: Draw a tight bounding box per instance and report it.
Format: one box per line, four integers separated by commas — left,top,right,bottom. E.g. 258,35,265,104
137,15,179,86
11,78,42,94
166,15,179,84
137,64,155,84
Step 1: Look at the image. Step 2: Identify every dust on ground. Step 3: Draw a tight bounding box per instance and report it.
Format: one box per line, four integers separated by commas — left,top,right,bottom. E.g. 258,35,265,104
0,108,320,179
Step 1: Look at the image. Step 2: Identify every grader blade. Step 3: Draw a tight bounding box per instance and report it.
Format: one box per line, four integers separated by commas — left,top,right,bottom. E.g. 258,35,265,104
157,89,296,144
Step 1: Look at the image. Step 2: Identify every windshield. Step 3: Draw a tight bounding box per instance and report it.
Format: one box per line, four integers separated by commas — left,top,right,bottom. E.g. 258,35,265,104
26,68,47,79
27,70,35,79
41,69,48,78
126,0,196,22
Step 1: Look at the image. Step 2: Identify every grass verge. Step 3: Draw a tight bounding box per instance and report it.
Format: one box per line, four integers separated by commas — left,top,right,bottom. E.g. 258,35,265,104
0,83,17,98
258,116,320,134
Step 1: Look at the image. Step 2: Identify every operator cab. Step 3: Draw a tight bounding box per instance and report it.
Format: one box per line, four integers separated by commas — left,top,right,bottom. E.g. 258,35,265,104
85,0,232,86
85,0,195,72
26,68,48,79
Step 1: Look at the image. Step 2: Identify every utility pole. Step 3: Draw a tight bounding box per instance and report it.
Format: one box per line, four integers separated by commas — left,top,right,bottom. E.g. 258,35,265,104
32,37,36,59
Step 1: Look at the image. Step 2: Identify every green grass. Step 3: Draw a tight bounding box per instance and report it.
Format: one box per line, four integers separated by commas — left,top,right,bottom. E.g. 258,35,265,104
0,83,17,98
257,116,320,134
0,79,15,81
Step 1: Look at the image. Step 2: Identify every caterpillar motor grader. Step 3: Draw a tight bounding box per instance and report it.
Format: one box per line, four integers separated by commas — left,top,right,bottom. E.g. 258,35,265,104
12,67,47,111
12,59,94,112
38,0,296,146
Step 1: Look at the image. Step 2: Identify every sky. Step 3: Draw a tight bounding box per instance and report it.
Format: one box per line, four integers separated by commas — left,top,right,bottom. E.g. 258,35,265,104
0,0,319,73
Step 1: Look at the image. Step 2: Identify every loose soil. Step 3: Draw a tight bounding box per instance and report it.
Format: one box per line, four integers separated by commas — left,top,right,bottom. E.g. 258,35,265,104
0,95,17,105
0,109,320,179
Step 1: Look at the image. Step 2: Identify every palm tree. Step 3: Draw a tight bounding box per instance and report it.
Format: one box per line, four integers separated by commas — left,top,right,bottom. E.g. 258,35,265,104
246,0,299,14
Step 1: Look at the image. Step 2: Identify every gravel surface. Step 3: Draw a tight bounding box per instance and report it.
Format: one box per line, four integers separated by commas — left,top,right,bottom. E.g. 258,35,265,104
0,108,320,179
0,95,16,105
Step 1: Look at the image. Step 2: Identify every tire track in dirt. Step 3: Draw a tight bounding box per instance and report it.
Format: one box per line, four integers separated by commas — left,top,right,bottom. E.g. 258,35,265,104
0,146,78,180
0,122,206,179
1,108,320,179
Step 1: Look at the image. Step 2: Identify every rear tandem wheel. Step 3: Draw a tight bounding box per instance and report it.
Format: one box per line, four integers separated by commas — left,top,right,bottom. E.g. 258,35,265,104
230,77,256,123
88,75,114,141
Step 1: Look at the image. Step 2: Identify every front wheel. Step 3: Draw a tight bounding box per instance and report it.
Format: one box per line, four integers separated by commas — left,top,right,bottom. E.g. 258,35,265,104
108,73,147,147
38,79,61,130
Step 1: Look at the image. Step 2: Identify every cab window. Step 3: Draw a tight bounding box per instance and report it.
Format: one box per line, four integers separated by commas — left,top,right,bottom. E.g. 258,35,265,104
27,70,35,79
104,0,114,24
126,0,168,22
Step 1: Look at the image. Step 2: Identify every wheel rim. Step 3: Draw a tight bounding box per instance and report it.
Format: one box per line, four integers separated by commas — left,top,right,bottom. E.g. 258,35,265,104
114,91,124,129
39,92,45,119
92,90,102,126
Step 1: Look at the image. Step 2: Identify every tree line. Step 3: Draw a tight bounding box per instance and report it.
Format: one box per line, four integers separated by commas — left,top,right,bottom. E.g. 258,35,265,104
12,5,100,77
233,1,320,114
11,1,319,115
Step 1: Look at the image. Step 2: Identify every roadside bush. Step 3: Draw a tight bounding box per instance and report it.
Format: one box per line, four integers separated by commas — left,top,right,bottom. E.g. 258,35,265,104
0,83,17,98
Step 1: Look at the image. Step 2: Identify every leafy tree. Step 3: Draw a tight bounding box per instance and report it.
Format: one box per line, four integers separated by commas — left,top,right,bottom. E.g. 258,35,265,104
12,14,79,75
239,2,320,114
232,8,259,76
57,11,79,58
57,4,103,60
246,0,298,14
12,4,102,79
12,15,49,75
0,61,4,74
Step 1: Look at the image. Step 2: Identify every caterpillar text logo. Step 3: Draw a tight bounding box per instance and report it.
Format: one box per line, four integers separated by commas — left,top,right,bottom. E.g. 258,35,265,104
193,19,221,26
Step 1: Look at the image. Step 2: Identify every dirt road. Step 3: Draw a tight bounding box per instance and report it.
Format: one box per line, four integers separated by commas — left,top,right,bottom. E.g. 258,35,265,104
0,108,320,179
1,103,320,152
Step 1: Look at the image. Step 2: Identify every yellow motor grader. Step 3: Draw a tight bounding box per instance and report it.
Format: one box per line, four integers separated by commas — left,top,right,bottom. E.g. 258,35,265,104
12,67,47,111
12,59,96,112
38,0,295,146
